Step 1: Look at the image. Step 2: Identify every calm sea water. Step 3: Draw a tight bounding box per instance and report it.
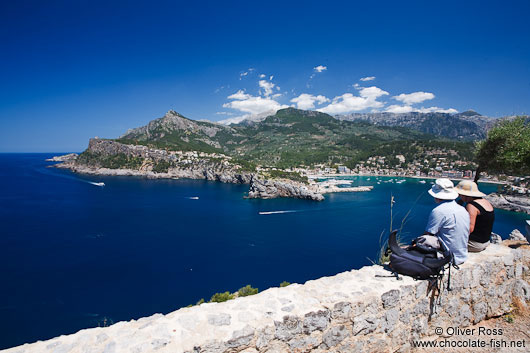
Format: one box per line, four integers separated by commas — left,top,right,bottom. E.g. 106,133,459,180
0,154,528,349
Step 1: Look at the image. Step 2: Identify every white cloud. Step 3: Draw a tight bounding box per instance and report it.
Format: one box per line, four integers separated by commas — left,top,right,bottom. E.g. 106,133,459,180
359,86,389,100
215,111,234,116
223,90,288,116
385,105,415,114
228,90,251,100
360,76,376,81
290,94,330,110
259,80,276,97
259,74,266,78
218,110,279,125
393,91,435,105
385,105,458,114
416,106,458,114
239,68,255,80
217,115,250,125
314,65,327,73
318,86,389,114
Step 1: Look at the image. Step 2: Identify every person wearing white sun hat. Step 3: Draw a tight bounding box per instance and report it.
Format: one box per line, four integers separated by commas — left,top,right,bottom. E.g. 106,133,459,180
424,178,470,265
455,180,495,253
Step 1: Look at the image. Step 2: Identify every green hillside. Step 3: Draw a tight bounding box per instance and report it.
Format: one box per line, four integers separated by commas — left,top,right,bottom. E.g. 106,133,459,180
113,108,475,170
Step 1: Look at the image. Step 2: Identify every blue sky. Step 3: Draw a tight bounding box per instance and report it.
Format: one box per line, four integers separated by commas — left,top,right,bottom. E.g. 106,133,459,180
1,0,529,152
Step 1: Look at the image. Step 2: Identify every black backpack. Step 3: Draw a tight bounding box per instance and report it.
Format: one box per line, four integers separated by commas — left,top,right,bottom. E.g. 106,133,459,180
388,230,454,280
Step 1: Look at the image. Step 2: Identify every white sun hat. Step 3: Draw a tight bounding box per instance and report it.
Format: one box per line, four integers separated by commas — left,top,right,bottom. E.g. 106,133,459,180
455,180,486,197
428,178,459,200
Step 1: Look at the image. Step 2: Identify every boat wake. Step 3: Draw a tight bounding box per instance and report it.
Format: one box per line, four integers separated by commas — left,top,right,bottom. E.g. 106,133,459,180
186,196,200,200
258,210,297,215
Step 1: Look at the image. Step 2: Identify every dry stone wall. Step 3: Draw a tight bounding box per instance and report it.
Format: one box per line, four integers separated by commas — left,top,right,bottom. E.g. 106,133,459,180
3,244,529,353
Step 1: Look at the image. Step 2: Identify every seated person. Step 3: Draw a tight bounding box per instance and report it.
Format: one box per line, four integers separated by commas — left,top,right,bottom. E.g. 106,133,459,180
424,178,470,265
455,180,495,252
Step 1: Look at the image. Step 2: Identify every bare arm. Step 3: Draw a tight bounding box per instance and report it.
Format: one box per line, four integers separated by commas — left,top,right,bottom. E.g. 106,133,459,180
466,203,479,233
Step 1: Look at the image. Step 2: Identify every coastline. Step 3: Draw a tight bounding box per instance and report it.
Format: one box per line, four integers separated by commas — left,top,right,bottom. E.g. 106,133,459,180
309,172,506,185
52,159,330,201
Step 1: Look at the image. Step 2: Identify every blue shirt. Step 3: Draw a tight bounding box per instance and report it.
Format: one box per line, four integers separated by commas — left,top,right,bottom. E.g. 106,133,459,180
426,200,470,265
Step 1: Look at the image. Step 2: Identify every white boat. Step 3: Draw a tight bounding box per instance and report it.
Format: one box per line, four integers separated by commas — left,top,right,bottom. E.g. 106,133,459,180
259,210,295,215
90,182,105,187
419,180,426,184
188,196,199,200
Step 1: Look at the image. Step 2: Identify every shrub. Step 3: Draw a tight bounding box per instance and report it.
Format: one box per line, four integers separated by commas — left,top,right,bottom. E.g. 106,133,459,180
280,281,290,287
210,291,234,303
152,160,172,173
237,285,258,297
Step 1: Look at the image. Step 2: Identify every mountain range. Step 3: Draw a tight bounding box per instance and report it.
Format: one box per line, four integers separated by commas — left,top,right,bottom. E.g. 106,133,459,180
114,108,477,169
335,110,497,140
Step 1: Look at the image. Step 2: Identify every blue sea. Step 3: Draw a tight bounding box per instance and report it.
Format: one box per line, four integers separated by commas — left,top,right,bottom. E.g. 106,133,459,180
0,154,528,349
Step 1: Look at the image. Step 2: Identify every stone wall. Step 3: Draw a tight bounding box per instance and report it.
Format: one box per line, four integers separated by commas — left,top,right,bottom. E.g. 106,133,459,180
4,244,529,353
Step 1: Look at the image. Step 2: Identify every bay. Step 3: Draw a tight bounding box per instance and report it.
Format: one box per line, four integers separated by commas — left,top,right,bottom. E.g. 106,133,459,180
0,154,527,349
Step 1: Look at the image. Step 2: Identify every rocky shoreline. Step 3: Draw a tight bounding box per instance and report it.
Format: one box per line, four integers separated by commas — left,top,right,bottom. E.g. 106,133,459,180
247,178,325,201
55,160,326,201
50,141,330,201
486,193,530,215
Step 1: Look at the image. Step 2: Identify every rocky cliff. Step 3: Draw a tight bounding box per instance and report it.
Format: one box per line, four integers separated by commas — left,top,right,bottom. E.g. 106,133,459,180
247,178,325,201
486,193,530,215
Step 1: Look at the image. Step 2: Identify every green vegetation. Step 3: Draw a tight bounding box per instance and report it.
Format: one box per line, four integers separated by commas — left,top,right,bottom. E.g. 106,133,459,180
77,151,143,169
232,158,257,172
264,170,308,183
474,117,530,181
209,291,234,303
503,312,515,323
152,160,172,173
279,281,291,287
189,284,261,307
237,285,259,297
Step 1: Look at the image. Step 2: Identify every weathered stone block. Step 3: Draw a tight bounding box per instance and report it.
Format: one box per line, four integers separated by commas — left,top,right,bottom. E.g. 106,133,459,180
322,325,349,348
381,289,400,309
383,308,399,333
256,326,274,350
352,315,378,336
412,298,430,316
227,325,255,348
513,279,530,304
303,310,330,333
274,315,302,341
415,281,428,299
473,302,487,324
331,302,351,321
